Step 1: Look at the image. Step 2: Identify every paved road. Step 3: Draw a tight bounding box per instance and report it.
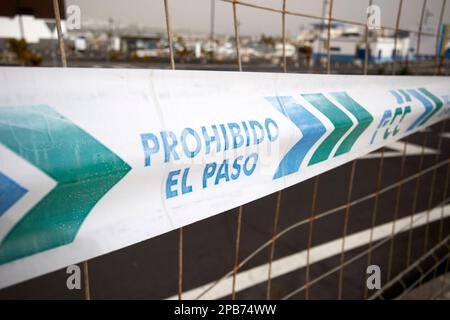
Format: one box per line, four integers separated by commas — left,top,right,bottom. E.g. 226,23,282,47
38,58,450,76
0,119,449,300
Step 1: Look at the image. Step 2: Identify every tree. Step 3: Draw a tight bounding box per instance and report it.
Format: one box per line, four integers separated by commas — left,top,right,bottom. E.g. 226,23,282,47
8,38,42,66
260,34,275,47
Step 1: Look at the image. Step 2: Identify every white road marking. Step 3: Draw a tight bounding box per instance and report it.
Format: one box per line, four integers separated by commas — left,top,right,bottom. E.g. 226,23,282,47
167,204,450,300
362,151,405,159
386,141,436,155
360,141,437,159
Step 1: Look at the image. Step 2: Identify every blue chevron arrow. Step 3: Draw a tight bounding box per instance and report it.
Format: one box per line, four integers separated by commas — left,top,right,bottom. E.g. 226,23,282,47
0,172,27,217
390,90,403,104
406,89,434,131
266,96,326,179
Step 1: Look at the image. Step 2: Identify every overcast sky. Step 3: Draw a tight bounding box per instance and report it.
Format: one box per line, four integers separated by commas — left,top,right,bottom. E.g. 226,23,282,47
66,0,450,36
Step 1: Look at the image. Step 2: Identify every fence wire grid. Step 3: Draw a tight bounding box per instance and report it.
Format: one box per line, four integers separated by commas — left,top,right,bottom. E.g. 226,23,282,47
0,0,450,300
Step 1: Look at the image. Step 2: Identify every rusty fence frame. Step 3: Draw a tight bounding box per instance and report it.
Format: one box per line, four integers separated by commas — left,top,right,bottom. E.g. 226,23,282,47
47,0,450,300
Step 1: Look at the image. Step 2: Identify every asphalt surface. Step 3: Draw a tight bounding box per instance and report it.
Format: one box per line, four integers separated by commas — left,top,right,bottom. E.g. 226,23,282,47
0,61,449,300
39,57,450,76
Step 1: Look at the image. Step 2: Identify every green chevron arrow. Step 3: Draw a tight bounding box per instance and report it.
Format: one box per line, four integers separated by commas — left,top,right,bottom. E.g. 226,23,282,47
302,93,353,165
330,92,373,156
0,106,131,264
417,87,443,125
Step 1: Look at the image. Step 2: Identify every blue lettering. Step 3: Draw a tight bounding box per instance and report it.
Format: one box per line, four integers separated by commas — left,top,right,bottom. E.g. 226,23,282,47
215,160,230,185
181,168,192,194
160,131,180,163
203,162,217,188
181,128,201,158
243,153,258,176
228,122,244,149
378,110,392,128
249,120,265,145
219,124,229,151
231,155,243,180
140,133,159,166
166,170,180,199
202,125,221,155
265,118,279,142
241,121,251,147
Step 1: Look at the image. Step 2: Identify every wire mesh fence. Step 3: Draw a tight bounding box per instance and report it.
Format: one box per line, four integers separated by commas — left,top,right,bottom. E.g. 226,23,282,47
0,0,449,300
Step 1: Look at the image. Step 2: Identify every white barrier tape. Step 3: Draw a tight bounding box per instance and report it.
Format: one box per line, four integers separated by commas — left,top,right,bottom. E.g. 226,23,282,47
0,67,449,288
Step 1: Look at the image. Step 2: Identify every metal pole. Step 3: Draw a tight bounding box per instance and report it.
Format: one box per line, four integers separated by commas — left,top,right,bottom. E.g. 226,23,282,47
210,0,216,40
18,14,24,40
266,191,282,299
82,261,91,300
232,0,242,71
231,206,243,300
326,0,334,74
281,0,287,72
52,0,67,67
163,0,181,300
416,0,428,61
363,0,373,75
392,0,403,75
164,0,176,70
318,0,327,66
229,0,245,300
54,0,93,299
435,0,447,75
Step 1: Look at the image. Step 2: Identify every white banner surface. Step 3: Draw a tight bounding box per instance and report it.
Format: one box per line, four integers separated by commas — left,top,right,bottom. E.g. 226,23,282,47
0,67,449,288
